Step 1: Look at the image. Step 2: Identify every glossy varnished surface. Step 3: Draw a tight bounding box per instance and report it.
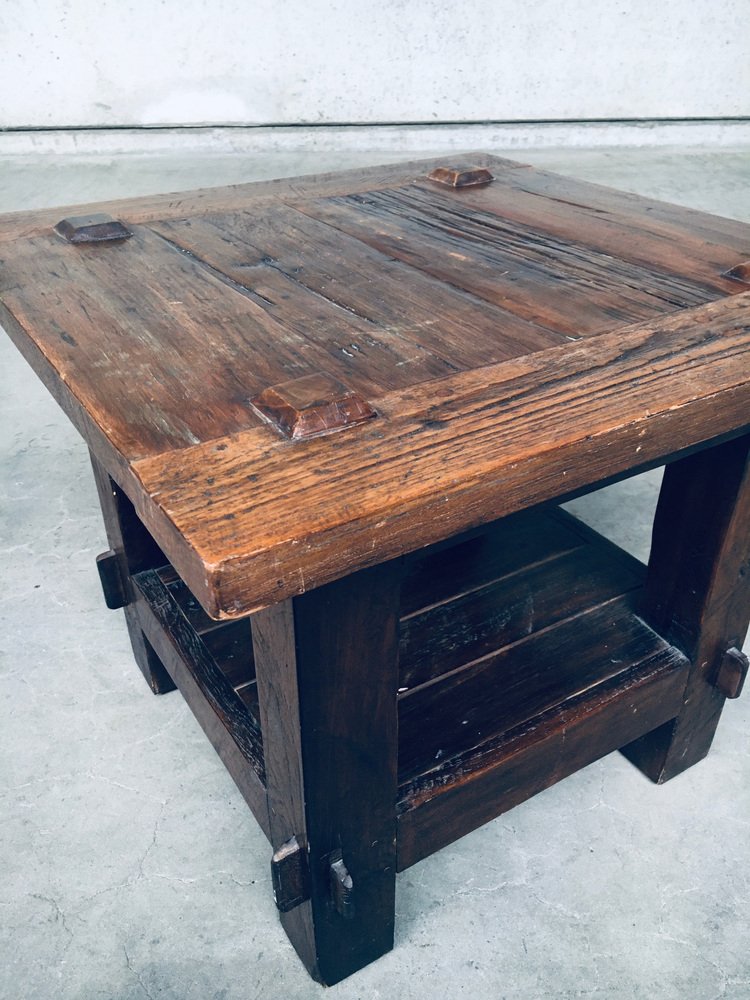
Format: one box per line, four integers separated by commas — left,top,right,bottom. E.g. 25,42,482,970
1,153,749,615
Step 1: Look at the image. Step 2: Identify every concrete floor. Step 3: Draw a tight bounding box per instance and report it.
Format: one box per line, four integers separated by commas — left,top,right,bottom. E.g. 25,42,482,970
1,146,749,1000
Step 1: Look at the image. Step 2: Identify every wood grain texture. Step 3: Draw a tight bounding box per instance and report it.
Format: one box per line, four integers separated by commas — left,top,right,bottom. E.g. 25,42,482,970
128,293,750,617
252,561,401,985
399,507,585,617
396,638,689,870
90,455,175,693
149,207,567,368
131,568,269,837
622,433,750,781
299,188,723,337
251,372,377,440
409,172,749,299
1,154,749,620
399,543,643,691
0,153,511,244
0,225,450,459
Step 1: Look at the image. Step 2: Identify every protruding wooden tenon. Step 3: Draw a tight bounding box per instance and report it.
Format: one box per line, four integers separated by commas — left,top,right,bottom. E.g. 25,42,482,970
723,262,750,284
427,165,494,188
96,549,126,610
329,851,355,920
54,213,132,244
251,372,376,440
714,647,749,699
271,836,311,913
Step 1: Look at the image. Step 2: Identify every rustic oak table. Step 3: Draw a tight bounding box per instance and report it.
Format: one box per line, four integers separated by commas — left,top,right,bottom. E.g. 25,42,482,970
2,154,749,985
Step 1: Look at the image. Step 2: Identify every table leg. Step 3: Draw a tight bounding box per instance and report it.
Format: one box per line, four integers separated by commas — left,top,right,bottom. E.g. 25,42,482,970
252,559,401,986
623,433,750,782
90,454,175,694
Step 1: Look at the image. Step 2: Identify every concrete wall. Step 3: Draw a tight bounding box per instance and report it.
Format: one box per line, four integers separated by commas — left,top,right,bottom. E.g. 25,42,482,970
2,0,748,129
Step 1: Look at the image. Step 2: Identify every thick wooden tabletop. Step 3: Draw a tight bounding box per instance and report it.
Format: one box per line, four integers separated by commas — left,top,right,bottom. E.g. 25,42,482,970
1,153,749,616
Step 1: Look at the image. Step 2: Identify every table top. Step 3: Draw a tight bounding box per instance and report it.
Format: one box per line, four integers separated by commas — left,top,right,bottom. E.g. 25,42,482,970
1,153,749,617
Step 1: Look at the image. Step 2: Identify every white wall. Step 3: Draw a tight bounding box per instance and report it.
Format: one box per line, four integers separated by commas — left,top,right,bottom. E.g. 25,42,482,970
1,0,748,129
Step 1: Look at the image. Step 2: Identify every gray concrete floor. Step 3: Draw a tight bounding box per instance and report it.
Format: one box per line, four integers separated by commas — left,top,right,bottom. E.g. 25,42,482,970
1,146,749,1000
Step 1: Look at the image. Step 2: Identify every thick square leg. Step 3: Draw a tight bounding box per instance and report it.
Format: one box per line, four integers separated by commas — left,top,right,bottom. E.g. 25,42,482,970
90,454,175,694
252,560,401,986
622,434,750,782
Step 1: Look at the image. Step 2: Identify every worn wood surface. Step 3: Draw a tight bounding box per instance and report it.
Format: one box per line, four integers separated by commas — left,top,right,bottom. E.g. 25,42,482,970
131,294,750,616
131,568,269,837
622,434,750,782
400,541,643,691
2,154,749,616
90,455,175,693
252,561,401,985
397,633,689,870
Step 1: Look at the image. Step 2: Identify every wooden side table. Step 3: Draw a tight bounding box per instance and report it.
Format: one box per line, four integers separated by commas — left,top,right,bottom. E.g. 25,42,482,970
1,154,749,985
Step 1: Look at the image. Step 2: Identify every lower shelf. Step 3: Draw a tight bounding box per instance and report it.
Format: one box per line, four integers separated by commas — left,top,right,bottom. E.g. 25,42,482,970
395,602,688,867
129,506,690,870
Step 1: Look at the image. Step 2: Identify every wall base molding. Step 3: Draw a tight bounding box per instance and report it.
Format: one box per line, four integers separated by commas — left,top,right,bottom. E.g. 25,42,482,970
1,119,749,157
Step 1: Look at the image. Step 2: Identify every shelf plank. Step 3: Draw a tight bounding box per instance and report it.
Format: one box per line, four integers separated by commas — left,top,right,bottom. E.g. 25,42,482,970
400,507,585,618
131,568,269,839
397,612,689,869
399,542,643,692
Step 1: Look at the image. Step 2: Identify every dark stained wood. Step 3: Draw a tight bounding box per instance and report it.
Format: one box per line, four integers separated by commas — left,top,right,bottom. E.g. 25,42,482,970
397,638,689,870
0,226,451,461
399,542,643,692
2,153,749,985
251,372,377,440
398,595,662,786
400,507,585,617
714,647,749,700
476,159,750,256
271,836,310,914
725,262,750,283
3,155,749,619
131,568,269,837
427,165,494,188
622,434,750,781
128,294,750,618
90,455,175,694
252,561,401,986
410,174,749,300
95,549,126,610
328,853,355,920
54,213,132,244
0,153,513,244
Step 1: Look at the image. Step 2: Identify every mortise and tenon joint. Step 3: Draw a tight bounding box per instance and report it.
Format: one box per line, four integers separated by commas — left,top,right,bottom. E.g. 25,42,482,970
427,165,495,188
54,213,132,244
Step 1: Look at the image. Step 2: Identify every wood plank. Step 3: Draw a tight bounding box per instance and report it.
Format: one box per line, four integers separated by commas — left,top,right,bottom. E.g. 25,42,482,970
622,433,750,781
132,569,269,838
252,560,401,985
90,456,175,694
399,596,655,784
480,158,750,256
298,188,718,338
400,507,585,617
396,627,689,869
201,620,255,690
126,293,750,618
409,173,749,299
150,226,459,388
150,208,567,366
0,152,512,244
0,226,455,461
399,543,643,691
